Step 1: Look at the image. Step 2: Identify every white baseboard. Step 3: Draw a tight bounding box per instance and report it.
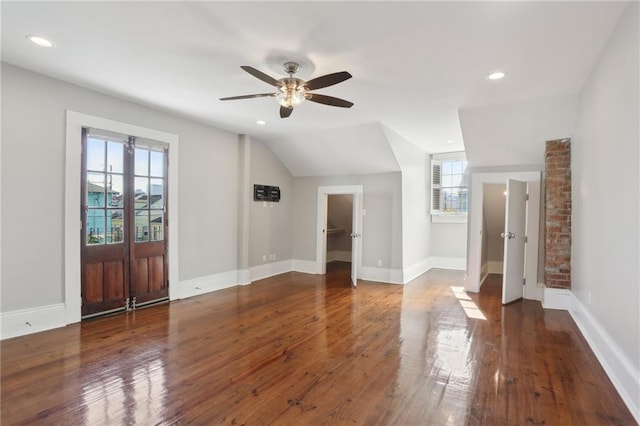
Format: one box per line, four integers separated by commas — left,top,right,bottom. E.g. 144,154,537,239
1,303,66,340
487,260,504,274
238,269,251,286
542,287,572,310
292,259,319,274
179,270,240,299
250,260,293,282
429,256,467,271
403,258,433,284
403,256,467,284
568,294,640,422
359,266,404,284
327,250,352,263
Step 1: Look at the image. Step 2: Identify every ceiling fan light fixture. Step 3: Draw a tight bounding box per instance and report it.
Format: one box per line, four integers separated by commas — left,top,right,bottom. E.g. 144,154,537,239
276,79,306,108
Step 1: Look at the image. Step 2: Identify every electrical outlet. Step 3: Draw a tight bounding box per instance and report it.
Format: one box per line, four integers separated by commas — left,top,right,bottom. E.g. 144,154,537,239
262,254,266,262
377,259,382,267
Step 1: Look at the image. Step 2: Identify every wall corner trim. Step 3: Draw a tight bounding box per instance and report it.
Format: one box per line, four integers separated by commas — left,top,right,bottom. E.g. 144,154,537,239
291,259,320,275
360,266,404,284
250,260,293,282
568,293,640,423
405,256,467,285
541,287,572,310
1,304,66,340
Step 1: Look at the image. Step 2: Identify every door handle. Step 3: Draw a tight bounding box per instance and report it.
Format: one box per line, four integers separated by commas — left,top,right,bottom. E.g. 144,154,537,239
351,232,361,238
501,232,516,239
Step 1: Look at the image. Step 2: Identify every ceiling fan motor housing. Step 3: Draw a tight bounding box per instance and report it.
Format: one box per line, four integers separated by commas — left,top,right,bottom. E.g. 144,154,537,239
283,61,300,75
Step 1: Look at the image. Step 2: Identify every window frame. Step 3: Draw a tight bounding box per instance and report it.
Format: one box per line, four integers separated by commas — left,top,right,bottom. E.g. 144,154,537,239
430,152,468,223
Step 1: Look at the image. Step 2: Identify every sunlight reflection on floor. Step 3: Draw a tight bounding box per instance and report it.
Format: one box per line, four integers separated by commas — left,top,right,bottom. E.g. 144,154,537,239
450,286,487,320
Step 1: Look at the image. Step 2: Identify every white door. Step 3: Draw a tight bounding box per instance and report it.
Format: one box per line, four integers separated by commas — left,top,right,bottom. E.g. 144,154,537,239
350,192,363,287
502,179,527,304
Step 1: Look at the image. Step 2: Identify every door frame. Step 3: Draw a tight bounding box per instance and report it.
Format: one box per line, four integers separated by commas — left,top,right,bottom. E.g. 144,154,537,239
316,185,363,275
65,111,179,324
466,171,541,299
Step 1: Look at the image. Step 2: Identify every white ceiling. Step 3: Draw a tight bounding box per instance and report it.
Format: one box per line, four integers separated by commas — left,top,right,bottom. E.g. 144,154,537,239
1,1,626,174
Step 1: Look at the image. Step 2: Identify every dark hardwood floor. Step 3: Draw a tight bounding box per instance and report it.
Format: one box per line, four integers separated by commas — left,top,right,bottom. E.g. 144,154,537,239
1,264,635,425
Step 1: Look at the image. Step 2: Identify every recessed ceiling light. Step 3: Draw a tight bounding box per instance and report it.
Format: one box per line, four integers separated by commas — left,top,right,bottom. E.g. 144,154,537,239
487,71,506,81
26,35,54,48
446,140,456,144
256,120,266,125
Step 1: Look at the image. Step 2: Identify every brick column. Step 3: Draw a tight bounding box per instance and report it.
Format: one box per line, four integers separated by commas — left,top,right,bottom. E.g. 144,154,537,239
544,138,571,289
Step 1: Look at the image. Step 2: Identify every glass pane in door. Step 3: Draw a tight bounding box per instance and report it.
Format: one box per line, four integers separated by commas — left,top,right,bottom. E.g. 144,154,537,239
86,209,106,245
135,210,150,242
150,210,163,241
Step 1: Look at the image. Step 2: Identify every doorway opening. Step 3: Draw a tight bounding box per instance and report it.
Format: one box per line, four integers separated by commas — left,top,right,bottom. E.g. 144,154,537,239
467,171,541,301
326,194,353,267
480,183,506,290
316,185,363,287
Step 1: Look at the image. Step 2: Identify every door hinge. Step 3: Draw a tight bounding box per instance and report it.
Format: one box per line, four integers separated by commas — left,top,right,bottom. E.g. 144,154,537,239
524,236,528,243
525,194,529,201
523,278,526,285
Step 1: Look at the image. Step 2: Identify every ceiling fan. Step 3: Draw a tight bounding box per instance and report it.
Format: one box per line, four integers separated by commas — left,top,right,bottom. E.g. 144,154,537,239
220,62,354,118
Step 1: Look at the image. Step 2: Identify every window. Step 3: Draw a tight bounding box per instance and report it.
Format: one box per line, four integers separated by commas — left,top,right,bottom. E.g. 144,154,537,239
431,153,468,222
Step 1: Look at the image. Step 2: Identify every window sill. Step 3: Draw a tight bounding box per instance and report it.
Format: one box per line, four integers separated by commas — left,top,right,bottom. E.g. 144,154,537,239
431,214,468,224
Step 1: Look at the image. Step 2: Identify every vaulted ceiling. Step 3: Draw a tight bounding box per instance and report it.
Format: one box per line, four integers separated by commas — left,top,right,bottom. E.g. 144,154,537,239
1,1,627,175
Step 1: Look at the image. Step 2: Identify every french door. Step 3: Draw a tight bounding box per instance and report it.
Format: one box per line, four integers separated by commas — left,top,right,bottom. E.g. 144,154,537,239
81,128,169,318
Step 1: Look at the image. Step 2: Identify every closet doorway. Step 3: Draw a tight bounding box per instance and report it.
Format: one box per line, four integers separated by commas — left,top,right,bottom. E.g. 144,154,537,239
81,128,169,318
326,194,354,265
316,185,363,287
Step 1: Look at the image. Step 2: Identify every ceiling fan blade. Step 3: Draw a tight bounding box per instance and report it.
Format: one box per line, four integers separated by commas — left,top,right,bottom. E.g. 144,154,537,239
304,71,352,91
219,93,276,101
240,66,281,87
280,106,294,118
306,93,354,108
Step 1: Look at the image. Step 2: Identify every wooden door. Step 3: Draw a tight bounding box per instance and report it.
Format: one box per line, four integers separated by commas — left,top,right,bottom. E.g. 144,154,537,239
81,129,130,317
130,144,168,308
81,130,168,317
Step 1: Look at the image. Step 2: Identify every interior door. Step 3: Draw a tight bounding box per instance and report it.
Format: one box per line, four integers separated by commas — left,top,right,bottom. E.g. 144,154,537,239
81,129,129,317
130,144,169,308
350,192,362,287
502,179,527,304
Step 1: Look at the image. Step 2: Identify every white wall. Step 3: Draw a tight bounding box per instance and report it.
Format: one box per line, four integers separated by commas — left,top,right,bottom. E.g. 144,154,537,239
383,126,432,270
292,173,403,270
460,94,579,168
430,224,467,259
572,0,639,397
248,138,294,268
1,63,239,312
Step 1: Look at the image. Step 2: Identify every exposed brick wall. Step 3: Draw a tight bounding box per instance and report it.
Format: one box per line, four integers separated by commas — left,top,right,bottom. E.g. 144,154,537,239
545,139,571,289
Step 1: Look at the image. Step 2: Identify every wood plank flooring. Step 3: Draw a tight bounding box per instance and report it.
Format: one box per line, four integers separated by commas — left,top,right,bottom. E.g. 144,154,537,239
1,264,635,425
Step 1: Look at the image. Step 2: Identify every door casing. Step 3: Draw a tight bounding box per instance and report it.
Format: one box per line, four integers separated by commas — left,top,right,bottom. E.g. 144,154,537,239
466,170,541,299
65,111,179,324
